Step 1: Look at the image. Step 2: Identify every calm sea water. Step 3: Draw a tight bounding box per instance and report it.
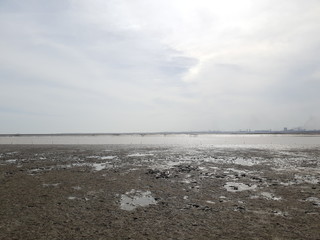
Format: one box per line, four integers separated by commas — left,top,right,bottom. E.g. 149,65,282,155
1,134,320,148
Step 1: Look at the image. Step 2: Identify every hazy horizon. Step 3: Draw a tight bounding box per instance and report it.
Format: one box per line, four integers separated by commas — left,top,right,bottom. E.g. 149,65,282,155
1,0,320,134
1,128,320,136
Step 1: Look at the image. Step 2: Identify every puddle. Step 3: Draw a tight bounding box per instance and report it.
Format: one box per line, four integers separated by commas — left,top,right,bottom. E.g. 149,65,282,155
219,196,229,202
280,175,320,186
5,159,17,163
121,168,140,175
153,159,194,170
202,157,224,164
233,158,258,166
59,162,112,171
198,166,207,171
260,192,282,201
305,197,320,206
210,167,220,170
271,210,289,217
43,183,60,187
87,156,100,159
100,156,117,160
251,192,282,201
250,209,288,217
226,168,248,174
119,189,157,211
181,179,192,184
224,182,257,192
127,153,154,157
87,155,116,160
92,163,108,171
279,181,295,186
6,152,18,155
295,175,319,184
28,167,54,175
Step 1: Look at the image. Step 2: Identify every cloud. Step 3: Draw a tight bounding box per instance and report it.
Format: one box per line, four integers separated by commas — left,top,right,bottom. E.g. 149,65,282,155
0,0,320,133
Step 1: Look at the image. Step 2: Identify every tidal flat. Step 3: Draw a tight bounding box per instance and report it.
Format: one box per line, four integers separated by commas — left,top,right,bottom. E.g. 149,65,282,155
1,144,320,239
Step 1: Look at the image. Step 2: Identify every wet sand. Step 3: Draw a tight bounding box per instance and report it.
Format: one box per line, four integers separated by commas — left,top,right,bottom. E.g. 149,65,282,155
1,144,320,239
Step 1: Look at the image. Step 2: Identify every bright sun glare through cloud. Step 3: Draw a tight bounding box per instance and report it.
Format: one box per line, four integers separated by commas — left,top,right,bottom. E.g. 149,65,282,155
0,0,320,133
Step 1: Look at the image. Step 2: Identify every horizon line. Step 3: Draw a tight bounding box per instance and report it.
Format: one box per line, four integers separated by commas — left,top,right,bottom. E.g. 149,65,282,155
1,129,320,136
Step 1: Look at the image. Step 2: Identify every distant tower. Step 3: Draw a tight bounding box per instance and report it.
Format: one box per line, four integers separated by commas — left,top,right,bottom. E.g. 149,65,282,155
284,127,288,131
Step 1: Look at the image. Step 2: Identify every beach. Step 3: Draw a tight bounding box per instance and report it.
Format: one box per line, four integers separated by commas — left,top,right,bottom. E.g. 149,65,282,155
1,137,320,239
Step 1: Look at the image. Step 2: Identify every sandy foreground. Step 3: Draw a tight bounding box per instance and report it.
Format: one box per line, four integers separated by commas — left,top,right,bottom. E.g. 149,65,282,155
0,144,320,239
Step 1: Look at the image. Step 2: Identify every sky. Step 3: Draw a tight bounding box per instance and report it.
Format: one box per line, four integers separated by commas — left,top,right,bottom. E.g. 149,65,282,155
1,0,320,133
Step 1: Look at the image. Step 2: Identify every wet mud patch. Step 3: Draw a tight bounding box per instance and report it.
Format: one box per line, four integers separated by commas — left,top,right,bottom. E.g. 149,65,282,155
119,189,157,211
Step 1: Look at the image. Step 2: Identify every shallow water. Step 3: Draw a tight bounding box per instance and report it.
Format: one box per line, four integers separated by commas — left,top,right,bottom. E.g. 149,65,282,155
1,134,320,148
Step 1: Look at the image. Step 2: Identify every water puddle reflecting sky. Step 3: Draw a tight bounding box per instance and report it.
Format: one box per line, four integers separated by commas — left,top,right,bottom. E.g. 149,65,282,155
119,189,157,211
224,182,257,192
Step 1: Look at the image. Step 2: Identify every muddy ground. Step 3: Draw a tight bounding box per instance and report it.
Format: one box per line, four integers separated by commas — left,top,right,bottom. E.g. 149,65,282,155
0,144,320,239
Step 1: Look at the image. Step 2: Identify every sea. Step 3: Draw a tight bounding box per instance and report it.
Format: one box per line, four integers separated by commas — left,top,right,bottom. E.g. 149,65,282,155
1,134,320,148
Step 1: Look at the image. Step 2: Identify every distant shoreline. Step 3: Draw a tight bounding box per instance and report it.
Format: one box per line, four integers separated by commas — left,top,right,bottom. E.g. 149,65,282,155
1,131,320,137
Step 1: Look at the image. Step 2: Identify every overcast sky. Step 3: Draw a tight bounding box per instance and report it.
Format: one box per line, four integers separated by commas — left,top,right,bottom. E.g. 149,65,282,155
1,0,320,133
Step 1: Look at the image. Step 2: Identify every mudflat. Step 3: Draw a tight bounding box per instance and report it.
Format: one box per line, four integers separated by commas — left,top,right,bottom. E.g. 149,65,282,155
1,144,320,239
